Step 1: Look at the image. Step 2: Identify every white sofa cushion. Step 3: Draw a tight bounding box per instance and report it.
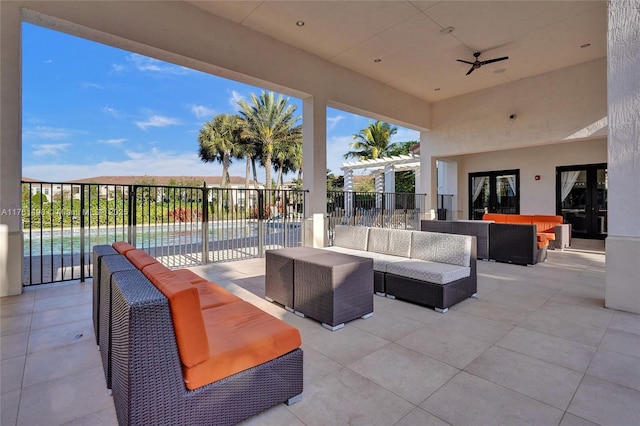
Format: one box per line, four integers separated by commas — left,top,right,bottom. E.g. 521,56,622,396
410,231,472,267
332,225,369,251
367,227,412,258
324,246,403,272
386,259,470,285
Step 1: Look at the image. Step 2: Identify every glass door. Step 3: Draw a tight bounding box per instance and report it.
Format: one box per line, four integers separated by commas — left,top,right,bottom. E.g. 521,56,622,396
556,164,607,239
469,170,520,219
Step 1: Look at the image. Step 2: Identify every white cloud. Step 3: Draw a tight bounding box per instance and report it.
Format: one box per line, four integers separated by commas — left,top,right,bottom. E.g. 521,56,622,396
190,104,215,119
126,53,191,75
110,63,125,74
228,90,245,109
32,143,70,157
23,126,71,140
44,59,53,64
327,115,345,132
101,106,121,118
81,82,103,89
97,138,127,145
326,135,354,174
135,115,180,130
391,128,420,143
22,148,250,182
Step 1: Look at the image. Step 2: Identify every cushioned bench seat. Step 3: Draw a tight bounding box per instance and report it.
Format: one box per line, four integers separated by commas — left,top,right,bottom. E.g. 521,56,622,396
386,260,470,285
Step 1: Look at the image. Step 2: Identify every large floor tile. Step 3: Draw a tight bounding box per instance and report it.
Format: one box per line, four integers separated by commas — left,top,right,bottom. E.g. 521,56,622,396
586,348,640,391
396,324,491,369
380,299,444,324
62,406,118,426
26,319,94,354
454,297,533,325
465,346,583,410
349,307,424,342
559,413,600,426
567,374,640,426
301,324,390,366
300,344,343,388
421,371,564,426
1,355,25,394
518,310,606,347
30,302,92,330
497,327,597,372
0,314,32,337
348,343,459,405
23,339,102,387
394,407,451,426
427,310,514,345
34,282,91,300
598,328,640,358
1,389,20,426
1,332,29,360
537,300,614,330
0,301,34,319
17,367,113,426
0,290,35,306
287,367,414,426
607,310,640,336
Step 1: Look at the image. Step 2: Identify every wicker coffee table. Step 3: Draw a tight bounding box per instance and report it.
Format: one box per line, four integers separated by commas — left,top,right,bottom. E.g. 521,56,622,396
265,247,324,312
293,251,373,331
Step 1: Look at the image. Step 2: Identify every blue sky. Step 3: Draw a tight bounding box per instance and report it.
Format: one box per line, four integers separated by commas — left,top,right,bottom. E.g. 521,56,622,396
22,23,420,183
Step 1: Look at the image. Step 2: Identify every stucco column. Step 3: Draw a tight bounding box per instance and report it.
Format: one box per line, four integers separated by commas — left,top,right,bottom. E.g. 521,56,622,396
302,95,327,247
418,132,437,219
1,2,24,296
605,0,640,314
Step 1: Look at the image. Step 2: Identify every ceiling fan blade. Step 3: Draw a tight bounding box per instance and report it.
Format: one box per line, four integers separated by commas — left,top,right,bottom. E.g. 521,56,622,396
479,56,509,65
457,59,475,65
466,66,475,76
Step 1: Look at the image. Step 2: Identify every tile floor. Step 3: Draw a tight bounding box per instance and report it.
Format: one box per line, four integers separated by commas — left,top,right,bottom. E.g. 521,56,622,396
2,239,639,426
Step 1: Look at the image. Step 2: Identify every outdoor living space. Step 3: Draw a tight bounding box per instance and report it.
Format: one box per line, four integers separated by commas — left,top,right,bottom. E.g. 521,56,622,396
3,239,639,426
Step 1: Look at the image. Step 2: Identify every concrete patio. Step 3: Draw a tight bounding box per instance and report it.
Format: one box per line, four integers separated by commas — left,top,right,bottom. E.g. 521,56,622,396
2,239,639,426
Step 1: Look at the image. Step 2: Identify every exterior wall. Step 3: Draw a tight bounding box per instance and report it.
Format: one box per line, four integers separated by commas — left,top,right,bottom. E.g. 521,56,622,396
453,138,607,219
605,0,640,314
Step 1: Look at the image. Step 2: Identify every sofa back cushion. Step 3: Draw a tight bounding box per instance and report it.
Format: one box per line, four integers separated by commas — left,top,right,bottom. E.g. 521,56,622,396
532,215,563,233
410,231,472,267
333,225,369,251
367,228,412,258
482,213,507,223
504,214,533,224
112,241,135,254
150,272,210,368
125,249,158,270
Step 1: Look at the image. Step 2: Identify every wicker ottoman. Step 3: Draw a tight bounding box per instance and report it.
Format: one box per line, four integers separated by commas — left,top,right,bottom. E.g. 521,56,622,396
265,247,323,312
294,252,373,331
92,245,118,344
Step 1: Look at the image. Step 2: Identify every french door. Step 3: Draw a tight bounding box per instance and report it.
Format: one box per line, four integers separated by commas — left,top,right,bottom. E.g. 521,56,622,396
469,170,520,220
556,164,607,239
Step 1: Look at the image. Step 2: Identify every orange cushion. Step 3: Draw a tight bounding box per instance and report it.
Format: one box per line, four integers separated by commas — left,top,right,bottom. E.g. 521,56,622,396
482,213,507,222
183,301,301,390
173,269,208,285
538,239,549,250
152,276,210,368
193,282,242,309
112,241,135,254
143,264,240,309
505,214,533,224
125,250,158,270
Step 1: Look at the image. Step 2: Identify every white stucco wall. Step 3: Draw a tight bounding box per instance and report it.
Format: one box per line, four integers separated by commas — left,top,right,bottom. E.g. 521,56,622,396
454,138,607,218
428,58,607,157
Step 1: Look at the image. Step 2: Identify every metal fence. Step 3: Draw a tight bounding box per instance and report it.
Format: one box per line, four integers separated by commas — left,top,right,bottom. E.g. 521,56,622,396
326,190,427,232
21,181,306,286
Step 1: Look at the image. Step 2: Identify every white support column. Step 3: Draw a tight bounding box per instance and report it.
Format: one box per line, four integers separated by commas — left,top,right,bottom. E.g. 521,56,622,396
384,165,395,212
302,95,328,247
343,169,354,217
418,132,437,220
374,171,384,210
0,2,24,296
605,0,640,314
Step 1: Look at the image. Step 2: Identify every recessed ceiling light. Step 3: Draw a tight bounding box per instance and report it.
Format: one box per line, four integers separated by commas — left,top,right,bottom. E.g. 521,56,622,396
439,26,455,35
373,58,382,63
494,68,506,74
296,20,305,27
580,43,591,48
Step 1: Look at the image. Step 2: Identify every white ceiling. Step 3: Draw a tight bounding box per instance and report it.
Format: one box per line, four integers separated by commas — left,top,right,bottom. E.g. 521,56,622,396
186,1,607,103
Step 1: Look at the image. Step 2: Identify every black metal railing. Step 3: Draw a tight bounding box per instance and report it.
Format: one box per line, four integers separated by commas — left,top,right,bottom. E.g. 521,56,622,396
326,190,427,231
21,181,306,286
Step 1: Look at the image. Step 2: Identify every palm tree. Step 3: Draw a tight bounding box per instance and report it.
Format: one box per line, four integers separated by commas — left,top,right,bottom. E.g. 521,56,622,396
343,120,398,160
273,138,303,189
197,114,244,188
237,91,301,190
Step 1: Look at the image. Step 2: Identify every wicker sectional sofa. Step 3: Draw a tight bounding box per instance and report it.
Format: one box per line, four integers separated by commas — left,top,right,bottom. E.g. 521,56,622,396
92,242,303,426
324,225,477,313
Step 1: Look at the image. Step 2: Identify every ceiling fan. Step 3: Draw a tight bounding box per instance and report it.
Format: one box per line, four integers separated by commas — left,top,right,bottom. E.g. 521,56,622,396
457,52,509,75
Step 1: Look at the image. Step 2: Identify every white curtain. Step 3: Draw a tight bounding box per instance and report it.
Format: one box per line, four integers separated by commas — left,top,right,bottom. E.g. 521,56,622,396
561,171,582,202
472,176,487,202
506,175,517,196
